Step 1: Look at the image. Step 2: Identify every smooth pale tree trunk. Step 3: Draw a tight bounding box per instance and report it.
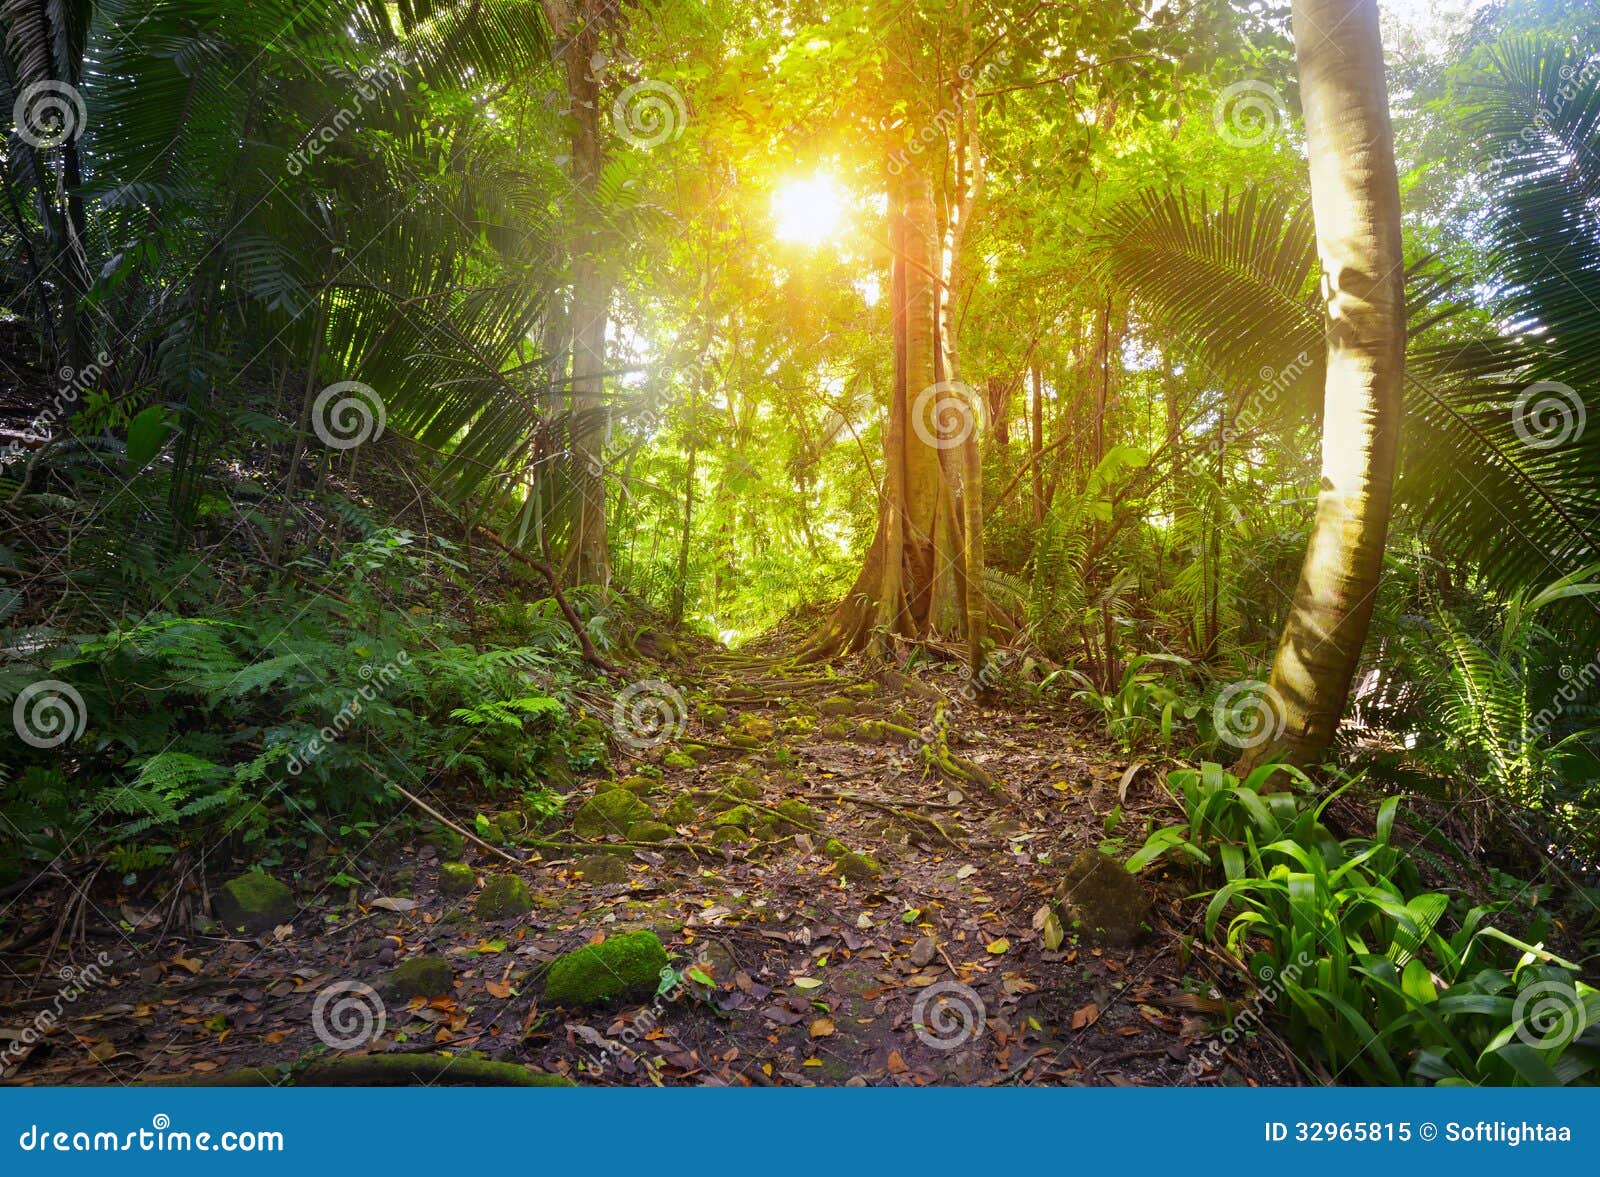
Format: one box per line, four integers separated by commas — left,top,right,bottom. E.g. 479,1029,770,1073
1240,0,1405,770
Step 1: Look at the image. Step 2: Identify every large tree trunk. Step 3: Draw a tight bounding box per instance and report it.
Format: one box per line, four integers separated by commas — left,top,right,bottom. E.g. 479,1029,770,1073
1238,0,1404,770
545,0,612,588
802,162,970,659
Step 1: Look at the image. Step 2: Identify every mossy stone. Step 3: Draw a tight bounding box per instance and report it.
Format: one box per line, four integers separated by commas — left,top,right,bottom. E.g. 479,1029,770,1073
823,837,850,859
781,715,816,735
726,734,763,749
424,827,465,858
616,774,663,796
720,776,762,799
543,930,669,1008
493,811,523,840
213,871,295,934
629,821,675,843
661,795,697,826
572,790,652,839
1054,850,1152,947
709,827,749,847
681,743,716,764
832,851,882,881
661,750,696,770
438,863,476,896
475,874,534,919
712,805,755,829
574,854,629,884
820,721,853,739
699,703,728,725
738,715,776,740
818,696,856,717
379,955,454,999
775,799,816,832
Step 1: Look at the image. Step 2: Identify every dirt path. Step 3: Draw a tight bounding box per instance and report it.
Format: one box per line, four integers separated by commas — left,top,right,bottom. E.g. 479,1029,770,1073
1,653,1293,1086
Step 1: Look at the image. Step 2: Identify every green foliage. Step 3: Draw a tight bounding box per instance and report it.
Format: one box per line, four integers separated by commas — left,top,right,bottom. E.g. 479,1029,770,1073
1134,762,1600,1085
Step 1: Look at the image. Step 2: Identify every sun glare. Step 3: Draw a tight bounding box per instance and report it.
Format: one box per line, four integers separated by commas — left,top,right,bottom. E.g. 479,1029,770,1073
773,173,845,245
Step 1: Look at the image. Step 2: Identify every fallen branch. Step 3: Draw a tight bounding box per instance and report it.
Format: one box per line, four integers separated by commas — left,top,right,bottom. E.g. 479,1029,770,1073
473,526,622,675
385,780,519,865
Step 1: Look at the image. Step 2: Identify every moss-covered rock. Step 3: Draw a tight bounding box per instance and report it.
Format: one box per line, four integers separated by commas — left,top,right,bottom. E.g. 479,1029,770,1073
534,756,576,794
738,714,776,740
774,799,817,832
709,826,749,847
832,851,882,881
1054,850,1152,947
698,703,728,725
780,715,816,736
712,805,755,829
574,854,629,885
599,774,662,798
680,743,715,764
379,955,454,999
661,750,696,770
719,774,761,799
475,874,534,919
629,821,675,843
660,795,697,826
823,837,850,859
543,930,669,1008
820,721,853,740
818,696,856,717
438,862,476,896
492,811,523,841
423,827,465,858
572,790,652,839
213,871,295,934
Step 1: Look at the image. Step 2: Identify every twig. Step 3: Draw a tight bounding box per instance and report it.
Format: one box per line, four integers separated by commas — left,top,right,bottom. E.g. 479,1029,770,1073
385,780,519,865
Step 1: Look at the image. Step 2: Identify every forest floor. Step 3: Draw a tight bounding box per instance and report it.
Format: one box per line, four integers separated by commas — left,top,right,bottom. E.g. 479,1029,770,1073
1,642,1299,1087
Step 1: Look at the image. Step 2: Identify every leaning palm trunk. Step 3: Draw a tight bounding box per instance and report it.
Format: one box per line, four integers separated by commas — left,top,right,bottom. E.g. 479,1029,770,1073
1239,0,1405,769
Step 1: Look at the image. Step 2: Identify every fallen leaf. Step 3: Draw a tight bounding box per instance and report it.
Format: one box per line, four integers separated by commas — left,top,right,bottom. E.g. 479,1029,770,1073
792,977,823,990
886,1049,909,1074
986,938,1011,955
1071,1002,1099,1030
1041,910,1065,951
370,897,419,912
485,981,512,999
810,1018,836,1039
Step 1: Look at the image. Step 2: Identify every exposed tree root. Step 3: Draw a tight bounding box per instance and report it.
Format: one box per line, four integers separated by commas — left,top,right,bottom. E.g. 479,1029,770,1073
143,1053,575,1087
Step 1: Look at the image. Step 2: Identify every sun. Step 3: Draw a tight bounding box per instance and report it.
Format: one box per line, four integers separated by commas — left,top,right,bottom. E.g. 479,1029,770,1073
773,173,845,246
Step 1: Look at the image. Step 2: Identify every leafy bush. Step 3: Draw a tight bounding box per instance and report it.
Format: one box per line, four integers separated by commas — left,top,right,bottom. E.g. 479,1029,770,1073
1133,762,1600,1085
